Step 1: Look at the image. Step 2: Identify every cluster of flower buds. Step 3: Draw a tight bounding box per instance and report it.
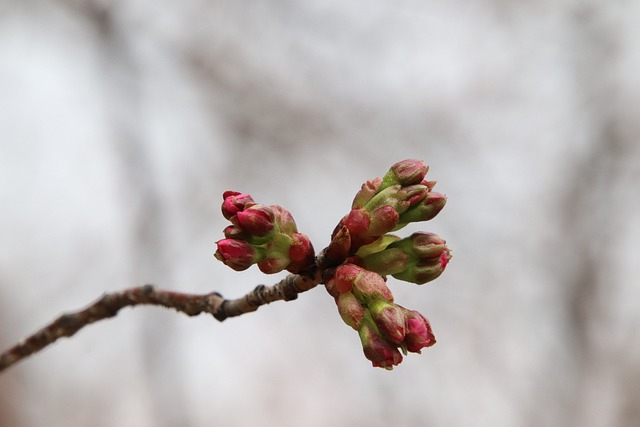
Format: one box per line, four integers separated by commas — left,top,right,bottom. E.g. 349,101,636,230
323,160,451,368
328,159,447,259
326,264,436,369
214,191,315,274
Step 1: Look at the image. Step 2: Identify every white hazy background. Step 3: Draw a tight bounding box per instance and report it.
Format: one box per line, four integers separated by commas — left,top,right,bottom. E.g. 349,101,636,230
1,1,639,426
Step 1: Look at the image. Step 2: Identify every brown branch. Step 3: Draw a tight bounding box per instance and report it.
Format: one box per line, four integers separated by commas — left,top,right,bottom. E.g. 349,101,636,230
0,271,323,374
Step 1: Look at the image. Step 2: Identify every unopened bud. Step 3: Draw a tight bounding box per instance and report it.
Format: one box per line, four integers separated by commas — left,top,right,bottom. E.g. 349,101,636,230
402,308,436,353
236,205,275,237
359,321,403,370
370,300,407,345
214,239,262,271
352,178,383,209
221,191,255,220
380,159,429,190
396,192,446,226
336,291,365,330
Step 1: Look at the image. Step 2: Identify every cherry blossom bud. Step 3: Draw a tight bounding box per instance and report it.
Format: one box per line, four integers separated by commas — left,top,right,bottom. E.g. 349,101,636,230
286,233,315,273
359,321,403,370
236,205,275,237
369,300,407,345
402,309,436,353
350,266,394,303
214,239,262,271
331,263,362,293
396,191,446,226
352,178,383,209
271,205,298,235
221,191,255,220
380,159,429,190
336,291,365,330
363,232,451,284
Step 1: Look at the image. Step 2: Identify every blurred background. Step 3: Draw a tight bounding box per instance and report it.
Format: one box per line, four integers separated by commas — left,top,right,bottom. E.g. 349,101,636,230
1,1,639,426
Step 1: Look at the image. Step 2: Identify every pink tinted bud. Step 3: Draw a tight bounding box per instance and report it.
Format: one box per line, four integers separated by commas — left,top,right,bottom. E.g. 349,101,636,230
397,191,446,226
402,309,436,353
221,191,255,220
370,300,407,345
336,292,365,330
288,233,313,261
286,233,315,273
359,323,403,370
344,208,371,235
352,269,394,302
214,239,259,271
381,159,429,189
366,205,400,236
271,205,298,235
236,205,275,237
223,225,249,240
332,263,362,293
352,178,383,209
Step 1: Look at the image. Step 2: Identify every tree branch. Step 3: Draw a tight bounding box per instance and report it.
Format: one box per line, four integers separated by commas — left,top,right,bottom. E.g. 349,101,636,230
0,270,322,373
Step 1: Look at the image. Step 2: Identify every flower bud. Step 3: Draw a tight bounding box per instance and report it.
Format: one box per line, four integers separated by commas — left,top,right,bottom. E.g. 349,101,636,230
369,300,406,345
359,321,403,370
366,205,400,236
396,192,446,226
271,205,298,235
392,248,451,284
352,178,383,209
286,233,315,273
350,266,394,303
336,291,365,330
331,263,362,293
221,191,254,220
236,205,275,237
363,232,451,284
380,159,428,190
214,239,262,271
402,309,436,353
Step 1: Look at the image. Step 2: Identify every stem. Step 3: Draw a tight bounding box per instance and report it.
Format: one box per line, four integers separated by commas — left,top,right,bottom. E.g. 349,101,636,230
0,271,322,374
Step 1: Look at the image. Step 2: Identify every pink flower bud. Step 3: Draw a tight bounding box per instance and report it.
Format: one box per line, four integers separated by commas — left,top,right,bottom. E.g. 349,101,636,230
331,263,362,293
286,233,315,273
366,205,400,236
402,309,436,353
370,300,407,345
223,225,249,240
352,178,383,209
344,208,371,235
359,322,403,370
221,191,255,220
214,239,260,271
336,291,365,330
381,159,429,189
351,268,394,302
236,205,275,237
271,205,298,235
397,191,446,226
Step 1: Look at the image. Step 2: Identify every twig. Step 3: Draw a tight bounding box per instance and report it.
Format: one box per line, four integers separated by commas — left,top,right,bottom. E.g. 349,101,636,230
0,271,322,374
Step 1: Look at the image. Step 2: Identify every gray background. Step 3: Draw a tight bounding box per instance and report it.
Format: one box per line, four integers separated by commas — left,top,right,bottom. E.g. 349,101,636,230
1,1,639,426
